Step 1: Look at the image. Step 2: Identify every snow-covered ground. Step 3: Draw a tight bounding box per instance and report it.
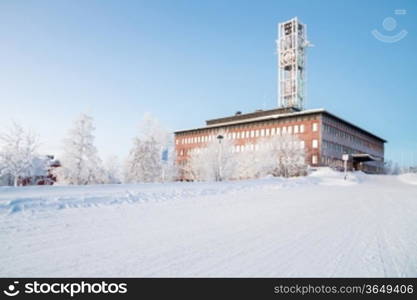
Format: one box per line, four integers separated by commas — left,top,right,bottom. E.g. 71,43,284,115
1,169,417,277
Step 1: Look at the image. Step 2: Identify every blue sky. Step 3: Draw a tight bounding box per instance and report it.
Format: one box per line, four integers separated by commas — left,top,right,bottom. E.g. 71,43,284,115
0,0,416,165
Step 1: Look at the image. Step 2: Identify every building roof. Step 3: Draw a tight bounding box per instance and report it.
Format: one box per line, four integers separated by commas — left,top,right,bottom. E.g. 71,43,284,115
206,106,300,125
174,107,387,143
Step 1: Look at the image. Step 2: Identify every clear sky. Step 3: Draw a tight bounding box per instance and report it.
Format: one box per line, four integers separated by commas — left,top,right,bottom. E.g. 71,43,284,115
0,0,416,166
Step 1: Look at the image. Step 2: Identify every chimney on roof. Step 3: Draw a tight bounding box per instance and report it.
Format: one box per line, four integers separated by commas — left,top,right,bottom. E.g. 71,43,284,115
235,111,242,115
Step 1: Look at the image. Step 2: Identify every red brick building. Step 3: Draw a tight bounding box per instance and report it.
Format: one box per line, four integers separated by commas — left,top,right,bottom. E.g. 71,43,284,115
174,18,386,179
174,107,385,178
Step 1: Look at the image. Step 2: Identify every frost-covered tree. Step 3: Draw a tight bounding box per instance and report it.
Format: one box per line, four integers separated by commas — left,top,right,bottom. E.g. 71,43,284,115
267,134,307,177
184,132,306,181
0,123,40,186
125,113,175,183
184,131,238,181
234,143,274,179
53,113,104,185
125,137,162,183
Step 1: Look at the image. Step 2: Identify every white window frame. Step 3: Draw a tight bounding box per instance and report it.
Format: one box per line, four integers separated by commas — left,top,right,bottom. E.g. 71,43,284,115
294,125,299,133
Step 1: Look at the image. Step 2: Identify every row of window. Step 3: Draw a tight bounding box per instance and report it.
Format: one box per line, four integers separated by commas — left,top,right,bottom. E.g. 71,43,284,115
322,140,356,155
322,123,383,153
177,139,320,156
180,150,317,166
177,123,318,145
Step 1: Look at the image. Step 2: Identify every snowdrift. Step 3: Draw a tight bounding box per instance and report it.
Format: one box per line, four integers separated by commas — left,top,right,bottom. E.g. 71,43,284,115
398,173,417,185
0,168,363,215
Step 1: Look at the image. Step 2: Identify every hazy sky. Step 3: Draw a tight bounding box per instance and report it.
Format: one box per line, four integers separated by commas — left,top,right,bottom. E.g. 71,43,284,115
0,0,416,165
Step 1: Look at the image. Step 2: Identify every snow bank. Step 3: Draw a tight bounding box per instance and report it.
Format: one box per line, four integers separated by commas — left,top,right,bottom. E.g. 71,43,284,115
398,173,417,185
0,169,364,215
308,167,366,186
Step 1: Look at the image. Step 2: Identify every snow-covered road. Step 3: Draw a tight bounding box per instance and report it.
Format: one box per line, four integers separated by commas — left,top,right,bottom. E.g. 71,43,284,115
1,170,417,277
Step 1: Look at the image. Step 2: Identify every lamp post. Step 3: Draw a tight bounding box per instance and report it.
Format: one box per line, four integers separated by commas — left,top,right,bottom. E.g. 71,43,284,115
217,134,224,181
342,153,349,180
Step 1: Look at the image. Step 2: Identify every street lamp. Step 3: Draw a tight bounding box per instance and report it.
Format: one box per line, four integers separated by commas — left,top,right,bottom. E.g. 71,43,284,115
342,153,349,180
217,135,224,181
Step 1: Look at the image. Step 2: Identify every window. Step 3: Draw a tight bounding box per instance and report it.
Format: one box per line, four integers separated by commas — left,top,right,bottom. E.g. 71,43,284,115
312,155,318,165
294,125,299,133
312,139,318,149
277,127,281,135
300,124,305,133
250,130,254,138
300,141,305,149
255,130,259,137
246,131,249,138
312,123,318,132
232,132,236,139
261,129,265,137
282,127,287,134
271,128,275,135
266,128,270,136
288,126,292,134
